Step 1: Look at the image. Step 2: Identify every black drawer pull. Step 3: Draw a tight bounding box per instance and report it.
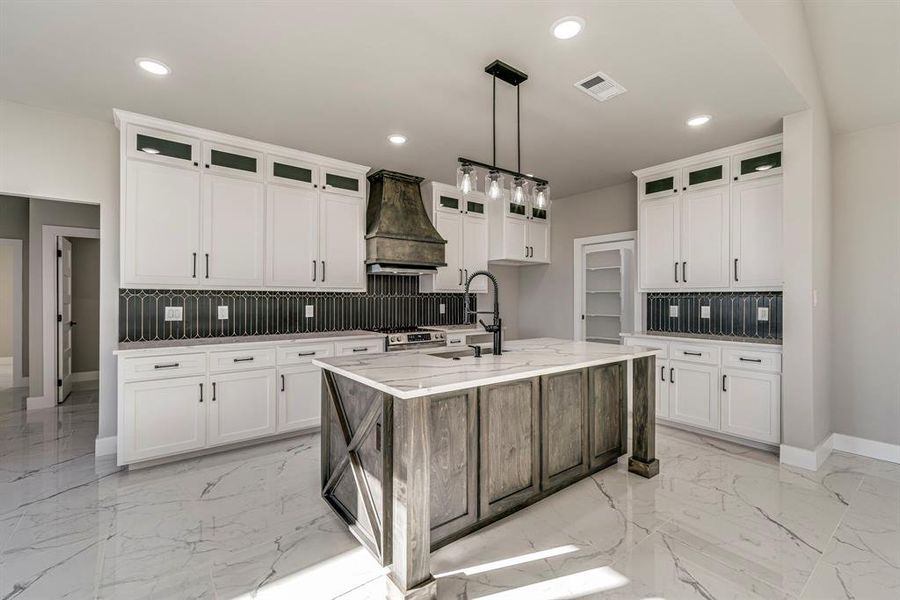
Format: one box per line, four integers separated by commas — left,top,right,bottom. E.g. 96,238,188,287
297,351,316,357
154,363,180,369
683,351,702,357
739,357,762,363
351,347,368,353
233,357,255,363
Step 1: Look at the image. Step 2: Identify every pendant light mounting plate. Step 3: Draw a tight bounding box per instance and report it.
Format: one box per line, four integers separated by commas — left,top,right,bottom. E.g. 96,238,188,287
485,60,528,86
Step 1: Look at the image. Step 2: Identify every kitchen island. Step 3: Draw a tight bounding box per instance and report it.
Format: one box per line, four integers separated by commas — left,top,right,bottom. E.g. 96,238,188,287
313,338,659,599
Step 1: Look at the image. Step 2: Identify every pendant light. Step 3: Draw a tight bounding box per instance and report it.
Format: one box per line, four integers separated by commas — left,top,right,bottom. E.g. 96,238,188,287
457,60,550,204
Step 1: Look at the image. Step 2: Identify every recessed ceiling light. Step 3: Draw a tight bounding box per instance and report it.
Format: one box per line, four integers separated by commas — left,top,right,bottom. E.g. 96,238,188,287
387,134,407,145
552,17,584,40
135,57,171,76
140,147,160,154
686,114,711,127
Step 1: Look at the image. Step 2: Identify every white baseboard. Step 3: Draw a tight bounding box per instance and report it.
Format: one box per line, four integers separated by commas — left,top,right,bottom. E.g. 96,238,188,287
0,356,12,366
95,435,117,457
780,434,833,471
832,433,900,464
26,395,55,410
71,371,99,383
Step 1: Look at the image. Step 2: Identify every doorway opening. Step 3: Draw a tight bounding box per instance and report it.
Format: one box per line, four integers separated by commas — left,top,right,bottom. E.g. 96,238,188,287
0,238,25,397
573,232,638,343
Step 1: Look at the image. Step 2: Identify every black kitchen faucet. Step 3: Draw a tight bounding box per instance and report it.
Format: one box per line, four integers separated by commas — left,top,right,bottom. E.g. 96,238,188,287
463,270,502,356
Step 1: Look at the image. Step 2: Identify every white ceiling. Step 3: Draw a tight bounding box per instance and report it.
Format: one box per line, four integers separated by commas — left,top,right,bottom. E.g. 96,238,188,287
0,1,806,198
803,0,900,134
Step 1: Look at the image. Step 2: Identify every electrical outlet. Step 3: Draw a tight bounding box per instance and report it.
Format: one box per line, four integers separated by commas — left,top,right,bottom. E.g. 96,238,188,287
305,305,314,318
669,305,679,318
700,305,711,319
164,306,183,322
217,305,229,320
757,307,770,321
439,303,446,314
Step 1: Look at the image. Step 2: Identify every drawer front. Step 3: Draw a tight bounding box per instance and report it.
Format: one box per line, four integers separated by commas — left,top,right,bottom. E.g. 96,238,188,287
277,342,334,366
623,337,669,359
120,353,206,382
446,334,467,347
334,338,385,356
209,347,276,373
670,343,720,365
722,348,781,373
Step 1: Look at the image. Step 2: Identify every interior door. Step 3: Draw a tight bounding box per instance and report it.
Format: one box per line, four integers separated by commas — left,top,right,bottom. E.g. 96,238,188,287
462,214,488,292
202,174,265,286
57,237,73,402
266,185,319,287
434,211,463,291
639,197,679,289
680,188,729,287
731,178,783,288
318,191,365,290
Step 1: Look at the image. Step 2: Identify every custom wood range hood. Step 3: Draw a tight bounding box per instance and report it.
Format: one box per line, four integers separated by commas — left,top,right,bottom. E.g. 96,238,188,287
365,169,447,275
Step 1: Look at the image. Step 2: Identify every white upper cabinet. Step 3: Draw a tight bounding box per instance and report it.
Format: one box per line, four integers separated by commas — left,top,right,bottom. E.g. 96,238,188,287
680,187,730,288
635,134,783,291
527,218,549,263
317,190,365,289
202,175,266,286
731,178,783,288
487,189,551,265
124,160,202,286
266,185,318,287
116,111,369,290
463,213,490,285
434,210,464,290
639,196,680,289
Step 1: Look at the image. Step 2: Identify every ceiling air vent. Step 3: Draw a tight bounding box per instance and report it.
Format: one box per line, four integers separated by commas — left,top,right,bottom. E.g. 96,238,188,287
575,70,626,102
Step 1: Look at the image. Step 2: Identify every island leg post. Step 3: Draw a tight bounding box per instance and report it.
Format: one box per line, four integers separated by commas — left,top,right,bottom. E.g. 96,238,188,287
388,395,437,599
629,355,660,478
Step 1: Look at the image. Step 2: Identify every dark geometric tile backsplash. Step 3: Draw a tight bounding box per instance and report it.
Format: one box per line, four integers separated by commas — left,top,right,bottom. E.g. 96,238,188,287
646,292,782,341
119,275,475,342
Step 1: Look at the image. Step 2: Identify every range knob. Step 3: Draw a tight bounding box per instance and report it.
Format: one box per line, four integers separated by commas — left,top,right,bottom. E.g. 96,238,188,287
390,335,400,343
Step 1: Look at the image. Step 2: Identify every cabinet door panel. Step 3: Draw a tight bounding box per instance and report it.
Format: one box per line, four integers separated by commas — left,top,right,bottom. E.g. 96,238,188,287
527,220,550,263
430,389,478,543
463,214,489,292
479,378,540,518
669,362,719,430
639,197,679,289
657,359,670,418
208,370,277,446
731,179,782,288
504,218,527,262
318,192,365,290
542,370,589,488
202,175,265,285
124,160,201,285
278,364,321,433
721,369,780,443
589,363,627,469
121,376,206,463
681,188,729,288
266,185,318,287
434,211,463,291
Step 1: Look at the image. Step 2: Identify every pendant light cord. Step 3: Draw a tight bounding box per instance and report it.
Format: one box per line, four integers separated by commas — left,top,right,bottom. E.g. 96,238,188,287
492,74,497,167
516,85,521,174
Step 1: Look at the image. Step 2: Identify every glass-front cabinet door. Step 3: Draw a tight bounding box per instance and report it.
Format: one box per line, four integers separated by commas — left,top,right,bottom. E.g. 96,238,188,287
266,154,317,189
639,169,680,200
319,166,364,197
436,191,462,214
465,193,486,217
126,125,200,168
506,200,528,220
202,141,263,180
682,157,729,192
732,145,782,182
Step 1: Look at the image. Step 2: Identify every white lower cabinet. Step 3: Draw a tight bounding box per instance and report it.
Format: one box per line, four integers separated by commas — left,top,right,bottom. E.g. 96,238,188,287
720,368,780,443
656,359,670,418
121,375,207,462
278,364,322,433
207,369,277,447
669,361,720,430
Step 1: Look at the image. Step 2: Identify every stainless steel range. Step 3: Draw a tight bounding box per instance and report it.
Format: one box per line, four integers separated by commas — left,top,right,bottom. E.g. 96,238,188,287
371,326,446,351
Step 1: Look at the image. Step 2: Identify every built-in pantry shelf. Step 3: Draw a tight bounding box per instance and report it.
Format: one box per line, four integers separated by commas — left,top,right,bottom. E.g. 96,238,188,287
586,290,620,294
586,336,620,343
586,314,621,318
586,266,621,271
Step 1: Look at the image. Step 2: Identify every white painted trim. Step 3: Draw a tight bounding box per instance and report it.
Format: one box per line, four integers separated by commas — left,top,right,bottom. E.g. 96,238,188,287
0,356,11,365
632,133,783,177
71,370,99,383
38,225,100,408
26,395,54,410
0,238,25,387
780,433,833,471
573,231,638,341
832,433,900,464
95,435,117,457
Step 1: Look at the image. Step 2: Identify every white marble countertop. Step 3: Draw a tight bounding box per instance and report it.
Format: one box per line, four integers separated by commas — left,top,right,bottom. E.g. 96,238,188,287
313,337,660,399
115,330,385,354
622,331,782,348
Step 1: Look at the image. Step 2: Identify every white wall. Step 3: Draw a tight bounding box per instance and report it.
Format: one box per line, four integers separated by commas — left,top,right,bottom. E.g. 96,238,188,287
518,181,637,340
0,195,30,374
831,123,900,446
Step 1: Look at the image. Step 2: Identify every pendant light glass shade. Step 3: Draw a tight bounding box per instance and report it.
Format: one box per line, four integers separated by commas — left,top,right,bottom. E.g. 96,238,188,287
510,176,529,206
456,163,477,195
533,183,551,210
485,170,505,201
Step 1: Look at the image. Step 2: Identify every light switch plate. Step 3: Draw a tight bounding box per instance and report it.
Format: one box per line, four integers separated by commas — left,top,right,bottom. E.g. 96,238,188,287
669,305,679,318
217,305,229,320
700,305,711,319
439,303,446,314
164,306,183,322
757,307,770,321
305,305,314,318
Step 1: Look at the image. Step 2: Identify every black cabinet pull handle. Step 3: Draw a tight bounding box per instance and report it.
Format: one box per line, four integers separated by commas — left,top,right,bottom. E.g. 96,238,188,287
312,260,316,282
723,374,727,392
212,382,216,401
675,262,679,283
351,347,368,352
193,161,199,167
458,269,462,285
281,374,285,392
205,253,210,278
670,367,675,383
661,366,665,381
682,261,687,282
739,357,762,363
464,268,468,282
298,351,316,357
199,383,203,402
205,163,210,169
192,252,197,278
321,260,325,281
154,362,180,369
233,357,254,363
734,258,739,282
683,351,702,356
